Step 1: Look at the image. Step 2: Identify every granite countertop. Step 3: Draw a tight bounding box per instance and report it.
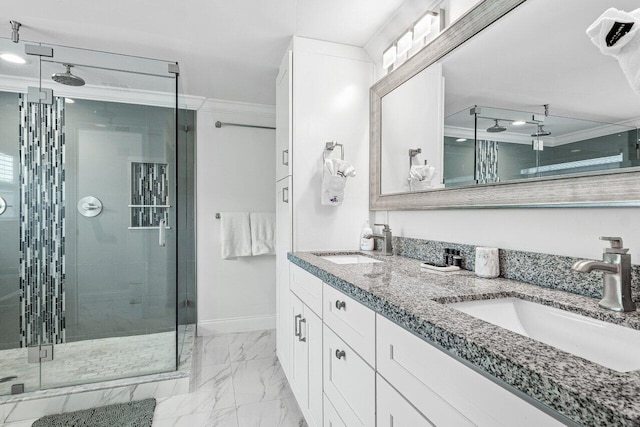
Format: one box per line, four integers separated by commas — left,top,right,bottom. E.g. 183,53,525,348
288,250,640,427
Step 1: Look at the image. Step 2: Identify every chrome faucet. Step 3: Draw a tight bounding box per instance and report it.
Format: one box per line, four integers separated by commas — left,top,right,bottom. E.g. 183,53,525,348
571,236,636,312
364,223,393,256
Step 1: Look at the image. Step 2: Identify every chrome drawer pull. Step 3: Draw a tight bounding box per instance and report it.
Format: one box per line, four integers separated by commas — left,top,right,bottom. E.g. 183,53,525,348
294,314,302,337
335,300,346,310
335,349,346,360
298,318,307,342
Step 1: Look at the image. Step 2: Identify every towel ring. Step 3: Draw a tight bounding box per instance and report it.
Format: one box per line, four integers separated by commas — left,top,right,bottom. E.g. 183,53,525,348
323,141,344,161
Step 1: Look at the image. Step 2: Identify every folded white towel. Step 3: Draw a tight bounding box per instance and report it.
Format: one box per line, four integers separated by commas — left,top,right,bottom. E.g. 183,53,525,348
220,212,252,259
250,212,276,256
587,8,640,94
408,164,436,181
324,159,356,177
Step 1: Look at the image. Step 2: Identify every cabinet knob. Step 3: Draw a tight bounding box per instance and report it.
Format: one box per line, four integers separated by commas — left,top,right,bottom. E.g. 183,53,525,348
335,300,346,310
335,349,346,360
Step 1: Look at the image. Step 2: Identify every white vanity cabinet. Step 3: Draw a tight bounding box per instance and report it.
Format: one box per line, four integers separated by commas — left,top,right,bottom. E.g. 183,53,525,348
376,314,564,427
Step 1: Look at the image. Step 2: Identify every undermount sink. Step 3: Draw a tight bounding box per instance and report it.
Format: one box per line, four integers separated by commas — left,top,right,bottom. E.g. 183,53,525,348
320,254,382,265
448,297,640,372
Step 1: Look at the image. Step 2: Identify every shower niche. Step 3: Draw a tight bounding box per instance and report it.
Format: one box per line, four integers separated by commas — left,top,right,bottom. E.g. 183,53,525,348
129,161,170,229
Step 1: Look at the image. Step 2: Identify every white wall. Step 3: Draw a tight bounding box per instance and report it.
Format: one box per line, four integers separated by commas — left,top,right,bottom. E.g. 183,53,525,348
291,37,374,252
196,99,277,334
374,208,640,260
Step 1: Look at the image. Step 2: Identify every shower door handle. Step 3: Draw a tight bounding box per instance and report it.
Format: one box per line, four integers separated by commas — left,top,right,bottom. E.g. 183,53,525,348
158,219,166,247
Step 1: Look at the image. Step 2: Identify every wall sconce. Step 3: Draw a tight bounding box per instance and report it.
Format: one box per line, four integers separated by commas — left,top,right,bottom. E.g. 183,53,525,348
383,9,444,72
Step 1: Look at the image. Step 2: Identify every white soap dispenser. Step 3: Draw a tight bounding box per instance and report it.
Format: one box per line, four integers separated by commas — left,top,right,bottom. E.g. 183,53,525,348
360,220,374,251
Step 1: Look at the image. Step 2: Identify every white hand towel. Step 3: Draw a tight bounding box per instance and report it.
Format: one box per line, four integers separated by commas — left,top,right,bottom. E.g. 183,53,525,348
220,212,252,259
250,212,276,256
322,175,347,205
587,8,640,94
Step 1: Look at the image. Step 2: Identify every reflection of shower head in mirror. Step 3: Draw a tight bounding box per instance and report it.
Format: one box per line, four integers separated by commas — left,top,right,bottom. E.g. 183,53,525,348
486,119,506,133
531,124,551,137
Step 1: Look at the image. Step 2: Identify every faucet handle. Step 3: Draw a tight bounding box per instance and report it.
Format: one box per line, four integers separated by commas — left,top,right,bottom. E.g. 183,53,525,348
374,223,391,232
600,236,629,254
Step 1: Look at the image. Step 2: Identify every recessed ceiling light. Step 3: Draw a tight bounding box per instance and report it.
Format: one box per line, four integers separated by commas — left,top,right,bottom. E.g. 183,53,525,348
65,98,75,104
512,120,526,126
0,53,26,64
456,138,467,142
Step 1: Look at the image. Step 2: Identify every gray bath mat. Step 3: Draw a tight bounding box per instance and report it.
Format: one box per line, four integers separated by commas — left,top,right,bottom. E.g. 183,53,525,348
32,398,156,427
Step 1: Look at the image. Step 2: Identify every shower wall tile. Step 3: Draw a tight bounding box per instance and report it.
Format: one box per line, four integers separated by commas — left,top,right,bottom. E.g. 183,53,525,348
18,95,66,347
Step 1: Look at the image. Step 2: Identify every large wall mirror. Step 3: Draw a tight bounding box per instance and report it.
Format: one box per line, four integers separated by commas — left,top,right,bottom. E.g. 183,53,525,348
370,0,640,209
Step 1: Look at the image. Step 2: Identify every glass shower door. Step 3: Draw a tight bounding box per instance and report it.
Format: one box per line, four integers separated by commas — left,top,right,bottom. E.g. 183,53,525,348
35,45,179,390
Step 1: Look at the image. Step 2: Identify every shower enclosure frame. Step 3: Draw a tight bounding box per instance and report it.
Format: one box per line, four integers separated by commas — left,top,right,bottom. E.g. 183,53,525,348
0,36,196,397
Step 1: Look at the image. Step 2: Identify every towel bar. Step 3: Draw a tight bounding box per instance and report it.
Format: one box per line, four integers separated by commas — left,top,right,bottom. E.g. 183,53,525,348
323,141,344,161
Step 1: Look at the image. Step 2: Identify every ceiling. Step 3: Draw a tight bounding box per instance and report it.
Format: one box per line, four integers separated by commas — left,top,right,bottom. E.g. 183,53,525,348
1,0,407,105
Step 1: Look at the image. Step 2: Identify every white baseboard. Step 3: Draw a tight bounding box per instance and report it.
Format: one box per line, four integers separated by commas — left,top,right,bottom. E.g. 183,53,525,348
198,314,276,335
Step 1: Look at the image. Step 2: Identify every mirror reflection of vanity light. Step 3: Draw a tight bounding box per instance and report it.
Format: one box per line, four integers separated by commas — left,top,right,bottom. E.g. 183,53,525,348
456,138,467,142
512,120,526,126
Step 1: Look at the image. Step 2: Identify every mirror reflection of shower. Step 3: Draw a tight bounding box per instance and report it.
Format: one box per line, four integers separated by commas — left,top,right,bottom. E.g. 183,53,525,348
51,63,85,86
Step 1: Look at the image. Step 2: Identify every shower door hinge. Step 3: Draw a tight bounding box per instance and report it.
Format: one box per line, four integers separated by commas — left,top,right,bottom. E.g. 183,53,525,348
27,345,54,363
25,44,53,57
27,86,53,105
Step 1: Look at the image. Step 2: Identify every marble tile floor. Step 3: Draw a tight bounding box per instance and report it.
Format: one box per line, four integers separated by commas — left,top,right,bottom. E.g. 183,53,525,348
0,332,176,397
2,329,306,427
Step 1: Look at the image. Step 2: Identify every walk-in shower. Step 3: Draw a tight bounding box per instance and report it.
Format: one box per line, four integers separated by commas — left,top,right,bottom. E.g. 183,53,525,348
0,35,196,401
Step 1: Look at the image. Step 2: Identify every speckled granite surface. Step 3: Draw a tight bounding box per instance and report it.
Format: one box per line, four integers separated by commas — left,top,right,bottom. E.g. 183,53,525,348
392,236,640,302
289,251,640,427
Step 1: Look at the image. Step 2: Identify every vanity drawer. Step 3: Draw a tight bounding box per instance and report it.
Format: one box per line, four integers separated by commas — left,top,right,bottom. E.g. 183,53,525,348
376,314,563,427
290,263,323,316
377,374,434,427
323,325,375,427
323,283,375,365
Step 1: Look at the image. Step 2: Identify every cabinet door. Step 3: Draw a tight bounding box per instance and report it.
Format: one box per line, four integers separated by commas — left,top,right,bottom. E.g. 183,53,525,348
377,374,434,427
323,394,347,427
306,308,323,427
290,293,307,404
323,325,375,427
276,177,292,374
275,50,292,181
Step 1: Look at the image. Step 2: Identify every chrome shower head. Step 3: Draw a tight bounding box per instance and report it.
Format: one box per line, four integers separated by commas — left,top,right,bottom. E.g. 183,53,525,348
531,125,551,137
487,119,506,133
52,64,85,87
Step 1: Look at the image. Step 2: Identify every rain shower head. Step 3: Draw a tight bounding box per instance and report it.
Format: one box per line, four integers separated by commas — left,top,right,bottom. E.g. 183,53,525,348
487,119,506,133
52,64,85,87
531,125,551,137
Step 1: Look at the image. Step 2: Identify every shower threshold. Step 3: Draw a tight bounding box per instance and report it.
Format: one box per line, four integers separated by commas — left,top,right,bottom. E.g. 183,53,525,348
0,325,194,424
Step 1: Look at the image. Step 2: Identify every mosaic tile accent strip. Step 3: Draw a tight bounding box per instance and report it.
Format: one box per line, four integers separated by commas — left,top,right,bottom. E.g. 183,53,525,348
130,162,169,228
476,139,499,184
18,94,66,347
391,236,640,302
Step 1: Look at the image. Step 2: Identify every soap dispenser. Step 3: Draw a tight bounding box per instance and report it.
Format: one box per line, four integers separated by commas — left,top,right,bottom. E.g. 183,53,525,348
360,220,374,251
